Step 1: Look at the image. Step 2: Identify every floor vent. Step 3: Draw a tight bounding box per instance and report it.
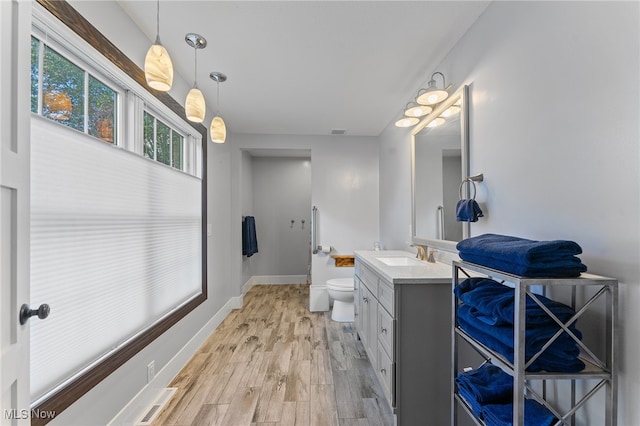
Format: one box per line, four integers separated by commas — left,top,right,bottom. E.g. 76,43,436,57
136,388,177,425
331,129,346,135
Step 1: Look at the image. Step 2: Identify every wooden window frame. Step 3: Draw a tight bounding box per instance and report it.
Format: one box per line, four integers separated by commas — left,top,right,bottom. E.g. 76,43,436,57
32,1,208,424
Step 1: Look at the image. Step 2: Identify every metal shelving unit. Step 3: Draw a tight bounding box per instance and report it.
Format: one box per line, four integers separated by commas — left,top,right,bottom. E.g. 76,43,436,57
451,260,618,426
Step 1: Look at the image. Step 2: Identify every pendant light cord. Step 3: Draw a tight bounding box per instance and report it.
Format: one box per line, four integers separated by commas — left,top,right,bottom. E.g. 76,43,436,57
194,49,198,87
155,0,161,44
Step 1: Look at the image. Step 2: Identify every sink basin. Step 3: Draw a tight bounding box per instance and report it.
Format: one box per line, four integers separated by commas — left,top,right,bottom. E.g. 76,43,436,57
377,256,422,266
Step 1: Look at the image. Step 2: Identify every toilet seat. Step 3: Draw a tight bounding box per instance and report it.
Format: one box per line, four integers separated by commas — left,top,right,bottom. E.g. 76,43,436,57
327,278,354,290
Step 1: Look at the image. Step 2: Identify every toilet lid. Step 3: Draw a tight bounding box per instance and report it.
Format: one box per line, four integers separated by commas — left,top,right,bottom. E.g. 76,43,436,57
327,278,354,290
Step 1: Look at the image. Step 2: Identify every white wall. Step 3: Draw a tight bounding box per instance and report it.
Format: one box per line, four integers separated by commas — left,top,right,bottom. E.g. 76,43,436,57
250,156,312,277
230,134,379,294
379,1,640,423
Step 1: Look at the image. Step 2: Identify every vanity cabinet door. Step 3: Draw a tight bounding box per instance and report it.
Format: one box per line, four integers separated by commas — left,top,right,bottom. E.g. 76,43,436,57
354,276,363,337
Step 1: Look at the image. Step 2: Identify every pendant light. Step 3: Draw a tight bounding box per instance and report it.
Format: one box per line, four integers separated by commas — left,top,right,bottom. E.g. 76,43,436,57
403,102,432,118
144,0,173,91
184,33,207,123
209,72,227,144
416,72,448,106
394,117,419,128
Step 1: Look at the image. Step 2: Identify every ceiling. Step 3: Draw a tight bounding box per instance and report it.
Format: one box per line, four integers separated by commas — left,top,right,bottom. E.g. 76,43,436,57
116,1,490,137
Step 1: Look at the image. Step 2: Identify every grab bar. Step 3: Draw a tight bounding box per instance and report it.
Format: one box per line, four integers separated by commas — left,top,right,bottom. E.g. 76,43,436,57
437,205,445,240
311,206,319,254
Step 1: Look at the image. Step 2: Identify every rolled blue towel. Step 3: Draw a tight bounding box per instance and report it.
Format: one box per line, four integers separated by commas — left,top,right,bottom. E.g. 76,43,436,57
454,278,578,326
455,364,513,417
456,234,583,264
460,252,587,278
481,399,557,426
457,305,585,372
456,199,484,222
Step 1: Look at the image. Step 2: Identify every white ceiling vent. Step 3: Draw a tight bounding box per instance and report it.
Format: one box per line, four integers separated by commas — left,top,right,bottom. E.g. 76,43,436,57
331,129,346,135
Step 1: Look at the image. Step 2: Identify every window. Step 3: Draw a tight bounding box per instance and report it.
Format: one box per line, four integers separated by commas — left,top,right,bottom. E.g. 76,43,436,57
30,3,207,420
144,111,185,171
31,36,117,145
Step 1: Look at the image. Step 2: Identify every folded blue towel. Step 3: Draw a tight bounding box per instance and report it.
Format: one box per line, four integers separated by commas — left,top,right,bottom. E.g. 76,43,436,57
454,278,578,326
242,216,258,257
457,234,583,264
460,253,587,277
482,399,557,426
455,364,513,417
457,305,585,372
456,199,484,222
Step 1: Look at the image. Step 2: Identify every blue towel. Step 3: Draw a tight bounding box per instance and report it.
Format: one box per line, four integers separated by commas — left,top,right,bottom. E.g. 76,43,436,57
457,234,583,264
455,364,513,417
460,253,587,278
242,216,258,257
457,305,585,372
454,278,578,326
482,399,557,426
456,199,484,222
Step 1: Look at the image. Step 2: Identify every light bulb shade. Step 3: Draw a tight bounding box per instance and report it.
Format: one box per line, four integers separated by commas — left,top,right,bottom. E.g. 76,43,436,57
210,116,227,143
441,105,460,118
185,87,206,123
395,117,419,128
404,104,432,118
426,117,446,128
144,43,174,91
416,88,449,106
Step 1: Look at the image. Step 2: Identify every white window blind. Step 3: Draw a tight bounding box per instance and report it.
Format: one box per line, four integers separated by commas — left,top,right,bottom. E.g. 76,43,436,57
30,118,202,403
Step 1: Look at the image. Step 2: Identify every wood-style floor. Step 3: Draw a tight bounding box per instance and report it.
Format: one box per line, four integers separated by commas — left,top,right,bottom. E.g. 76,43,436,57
152,284,394,426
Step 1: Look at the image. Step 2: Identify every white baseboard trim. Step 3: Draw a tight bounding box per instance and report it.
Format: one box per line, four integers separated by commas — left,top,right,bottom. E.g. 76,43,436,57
242,275,308,295
108,296,241,425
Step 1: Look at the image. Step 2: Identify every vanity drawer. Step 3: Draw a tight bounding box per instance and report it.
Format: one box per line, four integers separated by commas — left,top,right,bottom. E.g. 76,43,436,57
377,306,394,357
360,264,379,295
377,344,394,406
377,279,394,316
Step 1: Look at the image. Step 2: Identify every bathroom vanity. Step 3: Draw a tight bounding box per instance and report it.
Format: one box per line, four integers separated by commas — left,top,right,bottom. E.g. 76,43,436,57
353,250,453,425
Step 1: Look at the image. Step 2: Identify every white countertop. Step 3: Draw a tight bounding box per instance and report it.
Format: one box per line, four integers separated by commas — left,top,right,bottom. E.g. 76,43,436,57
354,250,453,284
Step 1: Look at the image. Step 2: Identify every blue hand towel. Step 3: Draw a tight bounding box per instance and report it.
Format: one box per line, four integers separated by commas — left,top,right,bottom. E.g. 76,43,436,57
456,199,484,222
242,216,259,257
454,278,578,326
455,364,513,417
457,305,585,372
481,399,557,426
460,253,587,277
457,234,583,265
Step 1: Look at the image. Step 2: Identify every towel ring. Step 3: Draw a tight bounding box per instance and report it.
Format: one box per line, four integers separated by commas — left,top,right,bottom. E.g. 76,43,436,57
459,178,477,201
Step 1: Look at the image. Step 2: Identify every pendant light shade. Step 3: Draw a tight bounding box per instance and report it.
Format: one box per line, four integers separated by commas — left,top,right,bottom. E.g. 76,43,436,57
416,72,448,106
144,0,173,92
185,87,206,122
209,72,227,144
441,105,460,118
210,116,227,144
184,33,207,123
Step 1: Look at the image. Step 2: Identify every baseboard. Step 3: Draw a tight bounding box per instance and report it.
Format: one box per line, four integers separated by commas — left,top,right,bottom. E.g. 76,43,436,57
242,275,308,295
108,296,241,425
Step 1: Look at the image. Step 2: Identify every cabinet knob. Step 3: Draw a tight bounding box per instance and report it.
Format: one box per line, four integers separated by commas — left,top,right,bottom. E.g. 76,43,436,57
381,327,387,334
363,297,368,304
380,368,386,375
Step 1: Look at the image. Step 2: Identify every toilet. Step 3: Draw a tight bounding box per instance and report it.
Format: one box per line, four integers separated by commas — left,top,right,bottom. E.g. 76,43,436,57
327,278,355,322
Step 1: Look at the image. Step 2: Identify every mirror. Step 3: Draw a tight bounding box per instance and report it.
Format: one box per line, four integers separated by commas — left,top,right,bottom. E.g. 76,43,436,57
411,85,469,252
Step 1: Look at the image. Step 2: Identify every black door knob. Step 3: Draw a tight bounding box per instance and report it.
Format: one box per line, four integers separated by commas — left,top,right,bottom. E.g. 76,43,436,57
19,303,50,325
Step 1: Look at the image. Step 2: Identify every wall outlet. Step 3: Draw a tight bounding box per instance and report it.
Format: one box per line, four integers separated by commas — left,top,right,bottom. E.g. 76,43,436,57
147,361,155,383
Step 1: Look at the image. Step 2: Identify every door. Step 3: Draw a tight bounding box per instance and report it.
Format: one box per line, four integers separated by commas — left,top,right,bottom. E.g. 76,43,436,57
1,1,32,423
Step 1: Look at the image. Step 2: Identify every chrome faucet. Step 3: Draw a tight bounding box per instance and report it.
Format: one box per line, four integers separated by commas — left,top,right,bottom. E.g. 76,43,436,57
410,244,427,261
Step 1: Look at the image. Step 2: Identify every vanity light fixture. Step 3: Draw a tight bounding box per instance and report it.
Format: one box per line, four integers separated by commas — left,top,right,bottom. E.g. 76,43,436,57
209,72,227,144
440,105,460,118
184,33,207,123
144,0,173,91
426,117,446,128
416,72,449,106
404,102,432,118
395,117,420,128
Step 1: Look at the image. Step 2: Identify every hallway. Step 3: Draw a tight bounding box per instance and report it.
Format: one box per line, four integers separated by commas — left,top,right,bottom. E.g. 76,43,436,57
152,285,393,425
